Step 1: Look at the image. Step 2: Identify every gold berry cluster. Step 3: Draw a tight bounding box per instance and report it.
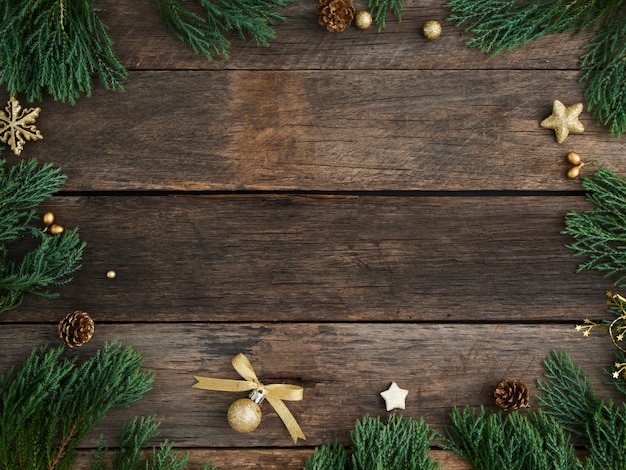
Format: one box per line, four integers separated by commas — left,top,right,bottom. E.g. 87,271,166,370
42,211,64,234
565,151,598,179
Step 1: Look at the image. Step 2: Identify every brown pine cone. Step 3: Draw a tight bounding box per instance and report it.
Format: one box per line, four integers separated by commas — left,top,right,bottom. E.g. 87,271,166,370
494,379,530,411
317,0,355,32
58,310,95,348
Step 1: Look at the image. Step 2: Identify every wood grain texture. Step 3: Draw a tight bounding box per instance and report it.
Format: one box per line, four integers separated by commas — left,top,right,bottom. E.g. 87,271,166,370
74,449,472,469
96,0,588,71
2,0,625,467
2,194,612,323
16,70,624,192
0,323,620,450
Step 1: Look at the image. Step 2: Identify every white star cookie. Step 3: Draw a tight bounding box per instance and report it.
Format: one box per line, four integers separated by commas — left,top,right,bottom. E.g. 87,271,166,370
380,382,409,411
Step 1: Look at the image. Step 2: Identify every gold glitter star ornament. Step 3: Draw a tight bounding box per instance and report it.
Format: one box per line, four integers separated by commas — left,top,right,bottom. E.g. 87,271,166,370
540,100,584,144
380,381,409,411
0,96,43,156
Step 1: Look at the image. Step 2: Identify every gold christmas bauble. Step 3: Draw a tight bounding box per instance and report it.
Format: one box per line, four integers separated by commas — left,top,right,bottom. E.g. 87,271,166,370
567,151,582,165
42,212,55,226
422,20,442,40
567,165,581,179
106,269,117,279
354,10,372,30
49,224,64,235
227,398,262,433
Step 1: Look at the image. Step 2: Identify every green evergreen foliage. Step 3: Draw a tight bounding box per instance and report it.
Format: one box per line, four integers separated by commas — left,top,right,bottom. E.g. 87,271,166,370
445,0,626,137
367,0,403,32
156,0,297,61
90,415,218,470
303,414,441,470
0,158,85,313
442,406,583,469
0,341,154,469
304,440,349,470
607,351,626,397
0,0,127,103
1,0,296,103
563,167,626,287
537,351,626,469
536,351,603,436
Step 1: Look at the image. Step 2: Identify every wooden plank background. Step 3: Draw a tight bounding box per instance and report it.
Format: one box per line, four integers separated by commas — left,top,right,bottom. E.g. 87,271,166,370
2,0,626,468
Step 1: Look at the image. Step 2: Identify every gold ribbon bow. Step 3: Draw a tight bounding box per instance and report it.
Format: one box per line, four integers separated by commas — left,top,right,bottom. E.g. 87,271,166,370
193,353,306,443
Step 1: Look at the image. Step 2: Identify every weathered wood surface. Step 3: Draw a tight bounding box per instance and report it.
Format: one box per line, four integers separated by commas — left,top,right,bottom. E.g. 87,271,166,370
74,449,472,469
1,194,611,323
3,0,626,468
97,0,588,71
0,324,620,448
23,69,625,192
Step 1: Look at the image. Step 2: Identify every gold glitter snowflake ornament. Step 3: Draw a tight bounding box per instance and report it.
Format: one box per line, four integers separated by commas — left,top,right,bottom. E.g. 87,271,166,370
0,96,43,156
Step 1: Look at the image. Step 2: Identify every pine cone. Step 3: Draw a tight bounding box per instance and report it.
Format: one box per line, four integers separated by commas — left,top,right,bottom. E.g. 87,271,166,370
317,0,355,32
494,379,530,411
58,310,94,348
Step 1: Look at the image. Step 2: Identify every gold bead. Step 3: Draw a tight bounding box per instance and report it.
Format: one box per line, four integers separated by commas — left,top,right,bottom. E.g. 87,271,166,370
42,212,55,226
422,20,442,40
567,165,581,179
354,10,372,30
567,151,582,165
106,270,117,279
49,224,64,235
227,398,262,433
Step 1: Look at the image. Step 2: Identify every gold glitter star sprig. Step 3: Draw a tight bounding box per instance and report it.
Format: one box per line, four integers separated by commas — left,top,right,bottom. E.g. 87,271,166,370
0,96,43,156
606,292,626,352
575,318,603,337
577,292,626,373
612,361,626,379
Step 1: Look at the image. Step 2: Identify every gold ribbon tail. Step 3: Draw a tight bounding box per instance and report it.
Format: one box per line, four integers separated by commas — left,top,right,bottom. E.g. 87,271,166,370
266,396,306,443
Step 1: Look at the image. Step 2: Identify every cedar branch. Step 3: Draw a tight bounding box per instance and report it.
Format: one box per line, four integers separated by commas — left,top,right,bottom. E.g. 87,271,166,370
48,421,76,470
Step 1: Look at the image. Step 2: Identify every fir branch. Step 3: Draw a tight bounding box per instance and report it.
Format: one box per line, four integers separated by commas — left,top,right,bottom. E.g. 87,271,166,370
442,406,583,469
89,416,217,470
538,350,626,469
304,414,441,470
1,228,85,312
445,0,626,137
156,0,296,61
350,414,440,470
606,351,626,396
0,159,85,313
536,351,603,437
445,0,593,55
49,421,77,470
0,342,154,469
0,159,66,245
111,416,164,467
367,0,403,32
563,168,626,287
109,416,198,470
304,440,349,470
585,402,626,469
581,5,626,137
0,0,126,103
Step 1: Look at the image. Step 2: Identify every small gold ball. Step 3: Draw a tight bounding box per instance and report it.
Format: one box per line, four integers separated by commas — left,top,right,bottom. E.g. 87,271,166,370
567,151,582,165
42,212,55,226
106,270,117,279
422,20,442,40
354,10,373,30
227,398,262,433
567,165,581,179
49,224,64,235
